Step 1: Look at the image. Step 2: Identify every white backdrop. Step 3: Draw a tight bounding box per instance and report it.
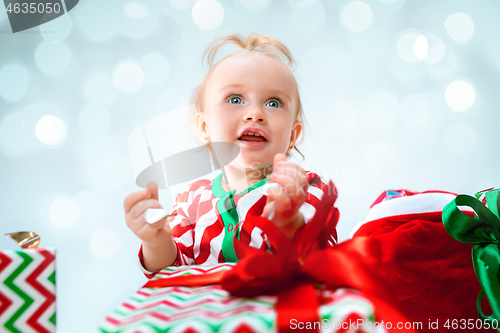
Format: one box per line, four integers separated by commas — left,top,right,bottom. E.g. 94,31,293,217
1,0,499,331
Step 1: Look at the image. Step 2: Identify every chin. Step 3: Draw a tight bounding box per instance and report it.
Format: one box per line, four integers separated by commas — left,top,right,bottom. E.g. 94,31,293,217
242,157,272,172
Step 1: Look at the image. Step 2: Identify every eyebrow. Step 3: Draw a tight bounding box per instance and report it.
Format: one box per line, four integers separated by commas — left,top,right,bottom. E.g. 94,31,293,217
219,84,292,102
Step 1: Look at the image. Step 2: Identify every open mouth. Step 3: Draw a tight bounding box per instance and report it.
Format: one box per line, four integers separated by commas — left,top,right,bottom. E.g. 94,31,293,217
238,133,267,142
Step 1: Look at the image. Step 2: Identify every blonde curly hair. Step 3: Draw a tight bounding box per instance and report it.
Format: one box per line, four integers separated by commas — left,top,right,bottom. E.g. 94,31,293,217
189,32,305,160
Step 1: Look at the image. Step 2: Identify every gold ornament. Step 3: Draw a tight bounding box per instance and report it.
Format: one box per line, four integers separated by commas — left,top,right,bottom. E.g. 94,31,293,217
5,231,40,249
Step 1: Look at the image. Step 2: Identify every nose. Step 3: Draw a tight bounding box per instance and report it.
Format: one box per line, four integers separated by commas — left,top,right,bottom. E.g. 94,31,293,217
243,105,266,123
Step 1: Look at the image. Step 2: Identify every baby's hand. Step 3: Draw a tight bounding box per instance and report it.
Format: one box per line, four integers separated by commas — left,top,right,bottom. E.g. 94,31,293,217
124,181,174,245
263,153,308,240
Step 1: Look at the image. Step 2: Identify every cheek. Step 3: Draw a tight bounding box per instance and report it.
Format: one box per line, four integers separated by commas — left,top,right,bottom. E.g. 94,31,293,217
274,123,294,147
205,117,232,140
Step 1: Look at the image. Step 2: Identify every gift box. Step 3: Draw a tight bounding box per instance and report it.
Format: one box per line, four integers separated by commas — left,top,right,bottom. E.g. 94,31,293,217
99,264,387,333
443,188,500,322
0,248,56,333
101,180,417,333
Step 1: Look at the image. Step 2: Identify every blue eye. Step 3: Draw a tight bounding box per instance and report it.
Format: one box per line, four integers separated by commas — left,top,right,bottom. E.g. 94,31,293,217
266,99,281,108
229,96,243,104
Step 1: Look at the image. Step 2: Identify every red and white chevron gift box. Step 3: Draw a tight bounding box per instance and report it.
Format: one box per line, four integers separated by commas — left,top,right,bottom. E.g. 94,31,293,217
99,264,387,333
0,248,56,333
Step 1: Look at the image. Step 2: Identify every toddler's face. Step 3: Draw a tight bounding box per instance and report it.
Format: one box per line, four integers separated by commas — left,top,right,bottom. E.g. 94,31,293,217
198,53,301,172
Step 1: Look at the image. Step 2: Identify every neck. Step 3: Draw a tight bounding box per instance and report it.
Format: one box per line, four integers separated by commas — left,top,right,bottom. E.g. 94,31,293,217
220,160,270,194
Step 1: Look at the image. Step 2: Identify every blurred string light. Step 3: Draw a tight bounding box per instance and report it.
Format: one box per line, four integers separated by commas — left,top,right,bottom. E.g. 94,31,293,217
0,64,29,102
444,80,475,112
445,122,476,154
392,29,452,87
192,0,224,30
397,32,428,63
341,1,373,32
79,105,111,137
413,35,428,61
140,52,171,87
90,228,121,259
84,72,118,107
1,103,66,155
35,114,67,145
112,62,145,94
424,33,446,65
35,41,72,76
49,197,80,228
444,12,474,44
396,30,451,70
291,0,326,33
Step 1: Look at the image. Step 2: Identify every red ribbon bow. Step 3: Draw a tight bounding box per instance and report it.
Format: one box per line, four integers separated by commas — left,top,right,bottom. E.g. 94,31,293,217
145,181,416,332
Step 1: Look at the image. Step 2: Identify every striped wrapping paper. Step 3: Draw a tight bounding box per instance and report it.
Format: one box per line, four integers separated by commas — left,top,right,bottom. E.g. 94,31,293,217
100,264,385,333
0,248,56,333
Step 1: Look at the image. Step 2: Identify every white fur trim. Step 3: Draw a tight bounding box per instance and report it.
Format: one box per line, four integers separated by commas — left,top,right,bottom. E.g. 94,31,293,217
349,192,474,238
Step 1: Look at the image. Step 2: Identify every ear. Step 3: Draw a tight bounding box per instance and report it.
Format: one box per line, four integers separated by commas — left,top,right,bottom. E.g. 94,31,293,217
195,111,209,143
289,120,302,147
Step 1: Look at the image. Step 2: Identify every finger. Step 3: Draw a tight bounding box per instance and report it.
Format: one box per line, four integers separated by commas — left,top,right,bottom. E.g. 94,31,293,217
124,190,151,213
139,215,168,231
268,189,294,222
270,164,308,199
146,181,160,201
265,165,273,176
270,172,303,199
262,200,275,220
273,153,287,169
273,161,308,183
267,186,292,213
130,199,163,220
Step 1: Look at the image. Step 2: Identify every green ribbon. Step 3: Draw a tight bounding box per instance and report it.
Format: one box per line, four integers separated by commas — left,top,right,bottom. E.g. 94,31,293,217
211,173,268,262
442,191,500,321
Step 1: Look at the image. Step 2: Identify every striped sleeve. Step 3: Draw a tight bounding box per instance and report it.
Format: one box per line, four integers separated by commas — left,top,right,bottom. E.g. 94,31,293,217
300,171,337,243
137,182,202,277
169,181,210,266
138,244,158,279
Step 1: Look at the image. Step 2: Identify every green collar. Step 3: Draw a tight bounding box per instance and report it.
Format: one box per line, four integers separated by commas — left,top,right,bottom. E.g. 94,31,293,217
212,172,268,262
211,173,268,198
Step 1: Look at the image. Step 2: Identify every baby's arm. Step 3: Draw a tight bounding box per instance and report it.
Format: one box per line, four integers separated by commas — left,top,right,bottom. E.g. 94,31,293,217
124,181,177,272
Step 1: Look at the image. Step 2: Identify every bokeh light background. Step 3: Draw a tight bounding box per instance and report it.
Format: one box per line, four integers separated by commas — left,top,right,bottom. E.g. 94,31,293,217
1,0,499,331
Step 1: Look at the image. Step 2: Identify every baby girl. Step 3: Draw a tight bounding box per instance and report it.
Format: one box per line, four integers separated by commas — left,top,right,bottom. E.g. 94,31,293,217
124,33,333,277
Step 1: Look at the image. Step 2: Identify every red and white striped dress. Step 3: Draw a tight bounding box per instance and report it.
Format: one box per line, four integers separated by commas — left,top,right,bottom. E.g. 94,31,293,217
139,171,334,278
